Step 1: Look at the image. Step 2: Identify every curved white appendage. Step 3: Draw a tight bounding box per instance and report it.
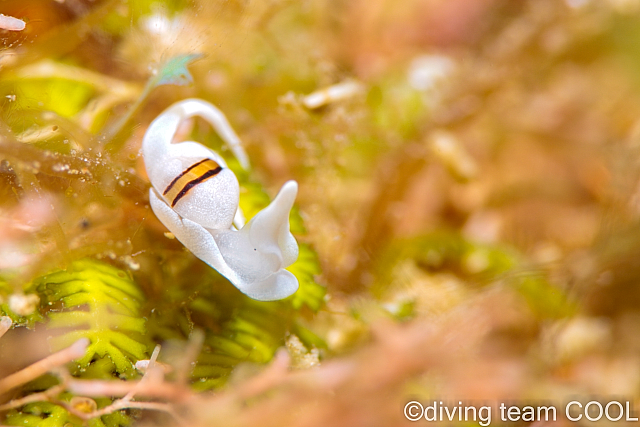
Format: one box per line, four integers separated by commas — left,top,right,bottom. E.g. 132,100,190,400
143,99,299,301
143,98,249,171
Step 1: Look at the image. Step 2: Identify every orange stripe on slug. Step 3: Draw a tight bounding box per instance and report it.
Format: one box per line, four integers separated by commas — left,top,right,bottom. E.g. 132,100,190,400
163,159,222,207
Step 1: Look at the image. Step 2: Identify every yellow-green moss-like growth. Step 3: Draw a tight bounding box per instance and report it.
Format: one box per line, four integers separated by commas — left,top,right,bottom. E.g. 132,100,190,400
4,400,130,427
34,259,149,377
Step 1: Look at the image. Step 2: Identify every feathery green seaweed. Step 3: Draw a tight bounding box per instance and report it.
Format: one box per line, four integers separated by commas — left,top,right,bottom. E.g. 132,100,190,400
33,259,149,377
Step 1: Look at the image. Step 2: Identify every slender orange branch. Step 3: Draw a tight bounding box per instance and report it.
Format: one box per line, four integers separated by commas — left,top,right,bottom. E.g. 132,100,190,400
0,338,88,395
0,385,65,412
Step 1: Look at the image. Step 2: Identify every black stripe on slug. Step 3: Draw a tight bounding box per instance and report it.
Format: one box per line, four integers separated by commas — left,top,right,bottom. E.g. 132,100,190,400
163,158,210,196
170,166,223,207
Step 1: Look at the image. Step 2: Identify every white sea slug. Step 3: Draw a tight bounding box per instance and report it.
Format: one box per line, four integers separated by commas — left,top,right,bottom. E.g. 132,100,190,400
142,99,299,301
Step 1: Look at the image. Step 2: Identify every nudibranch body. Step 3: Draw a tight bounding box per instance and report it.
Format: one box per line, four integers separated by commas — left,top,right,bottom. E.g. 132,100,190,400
142,99,299,301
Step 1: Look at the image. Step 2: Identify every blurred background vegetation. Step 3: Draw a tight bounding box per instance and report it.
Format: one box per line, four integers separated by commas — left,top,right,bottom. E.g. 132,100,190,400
2,0,640,426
